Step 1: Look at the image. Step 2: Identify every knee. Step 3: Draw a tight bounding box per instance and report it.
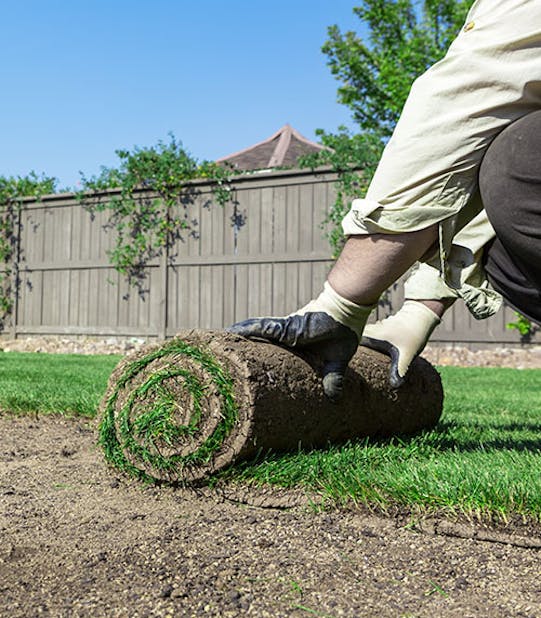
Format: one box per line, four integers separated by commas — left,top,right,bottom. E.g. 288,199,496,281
479,111,541,237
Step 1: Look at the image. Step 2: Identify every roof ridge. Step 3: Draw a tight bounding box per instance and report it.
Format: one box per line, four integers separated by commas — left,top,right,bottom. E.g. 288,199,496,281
287,125,324,149
269,124,293,167
216,124,326,170
217,124,324,164
216,125,288,163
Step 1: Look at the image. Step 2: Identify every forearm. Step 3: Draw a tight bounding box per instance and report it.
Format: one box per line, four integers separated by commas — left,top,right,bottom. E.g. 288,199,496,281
328,226,438,306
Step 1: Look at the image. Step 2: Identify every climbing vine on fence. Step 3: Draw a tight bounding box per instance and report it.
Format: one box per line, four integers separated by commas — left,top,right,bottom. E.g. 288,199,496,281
0,173,57,328
298,127,382,256
77,134,238,295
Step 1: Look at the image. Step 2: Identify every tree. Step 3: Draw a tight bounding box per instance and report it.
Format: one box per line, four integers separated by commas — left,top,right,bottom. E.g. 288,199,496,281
301,1,473,253
323,0,473,139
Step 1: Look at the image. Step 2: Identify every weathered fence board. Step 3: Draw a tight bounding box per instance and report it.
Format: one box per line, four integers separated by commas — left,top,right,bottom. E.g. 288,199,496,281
1,167,536,346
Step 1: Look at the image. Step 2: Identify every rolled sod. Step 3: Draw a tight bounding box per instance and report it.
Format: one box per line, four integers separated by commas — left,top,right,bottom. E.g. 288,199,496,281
98,330,443,483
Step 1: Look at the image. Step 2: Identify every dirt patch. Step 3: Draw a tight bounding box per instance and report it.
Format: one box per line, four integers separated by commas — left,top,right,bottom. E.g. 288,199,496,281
1,414,541,617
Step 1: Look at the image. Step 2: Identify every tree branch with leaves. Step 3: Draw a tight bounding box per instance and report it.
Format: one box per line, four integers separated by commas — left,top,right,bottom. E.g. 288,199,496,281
301,1,472,255
77,134,237,295
323,0,472,138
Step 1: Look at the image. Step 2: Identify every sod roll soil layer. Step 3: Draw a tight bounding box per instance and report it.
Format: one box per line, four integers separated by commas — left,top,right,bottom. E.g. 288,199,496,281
98,330,444,483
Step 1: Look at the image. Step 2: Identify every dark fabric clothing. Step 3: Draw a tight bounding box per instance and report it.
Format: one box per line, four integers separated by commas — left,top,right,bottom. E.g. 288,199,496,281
480,110,541,325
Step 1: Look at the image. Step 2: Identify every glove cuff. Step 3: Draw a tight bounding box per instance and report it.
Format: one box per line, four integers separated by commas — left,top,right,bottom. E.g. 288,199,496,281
364,299,440,374
400,300,441,336
296,282,375,340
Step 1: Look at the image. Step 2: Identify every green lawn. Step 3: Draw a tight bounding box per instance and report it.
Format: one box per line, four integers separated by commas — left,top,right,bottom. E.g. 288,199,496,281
228,367,541,520
1,351,541,520
0,351,120,417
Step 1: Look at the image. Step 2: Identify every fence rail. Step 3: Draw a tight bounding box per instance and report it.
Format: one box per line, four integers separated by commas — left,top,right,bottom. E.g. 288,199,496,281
2,167,536,346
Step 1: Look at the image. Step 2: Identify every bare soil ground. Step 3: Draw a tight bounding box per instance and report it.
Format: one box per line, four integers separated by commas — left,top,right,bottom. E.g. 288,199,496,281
2,413,541,618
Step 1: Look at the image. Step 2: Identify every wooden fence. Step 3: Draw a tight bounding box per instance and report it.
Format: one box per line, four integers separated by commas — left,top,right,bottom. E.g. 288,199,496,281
2,167,536,346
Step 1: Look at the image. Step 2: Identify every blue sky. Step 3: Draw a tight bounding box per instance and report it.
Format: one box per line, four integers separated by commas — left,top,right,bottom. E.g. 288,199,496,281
0,1,364,190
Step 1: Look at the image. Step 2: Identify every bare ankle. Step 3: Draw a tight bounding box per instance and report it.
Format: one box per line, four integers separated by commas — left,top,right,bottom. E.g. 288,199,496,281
411,298,455,319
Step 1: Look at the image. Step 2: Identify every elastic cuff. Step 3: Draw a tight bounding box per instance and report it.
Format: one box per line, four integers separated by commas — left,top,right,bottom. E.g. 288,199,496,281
319,282,376,339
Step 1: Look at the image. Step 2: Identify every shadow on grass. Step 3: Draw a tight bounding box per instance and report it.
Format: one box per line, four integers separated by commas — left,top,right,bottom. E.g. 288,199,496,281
423,418,541,453
224,417,541,480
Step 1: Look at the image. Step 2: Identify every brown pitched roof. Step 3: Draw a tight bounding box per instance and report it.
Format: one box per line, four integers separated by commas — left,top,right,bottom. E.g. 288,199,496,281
217,124,325,171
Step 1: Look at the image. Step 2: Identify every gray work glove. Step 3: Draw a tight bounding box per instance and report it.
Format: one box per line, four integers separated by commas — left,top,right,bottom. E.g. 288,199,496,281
361,300,441,388
228,282,375,401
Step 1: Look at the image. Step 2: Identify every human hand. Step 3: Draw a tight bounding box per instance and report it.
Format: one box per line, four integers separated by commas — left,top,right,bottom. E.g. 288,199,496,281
361,300,440,388
227,283,374,401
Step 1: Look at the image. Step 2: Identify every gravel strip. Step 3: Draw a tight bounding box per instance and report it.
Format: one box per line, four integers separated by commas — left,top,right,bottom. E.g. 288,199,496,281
422,345,541,369
0,336,147,356
1,336,541,369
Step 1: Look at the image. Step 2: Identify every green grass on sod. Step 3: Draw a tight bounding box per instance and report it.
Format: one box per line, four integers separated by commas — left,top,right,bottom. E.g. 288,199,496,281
1,351,541,520
0,352,120,417
226,367,541,520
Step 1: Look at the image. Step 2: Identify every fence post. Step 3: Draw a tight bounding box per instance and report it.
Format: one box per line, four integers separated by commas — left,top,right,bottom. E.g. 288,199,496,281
158,203,169,340
9,203,22,339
